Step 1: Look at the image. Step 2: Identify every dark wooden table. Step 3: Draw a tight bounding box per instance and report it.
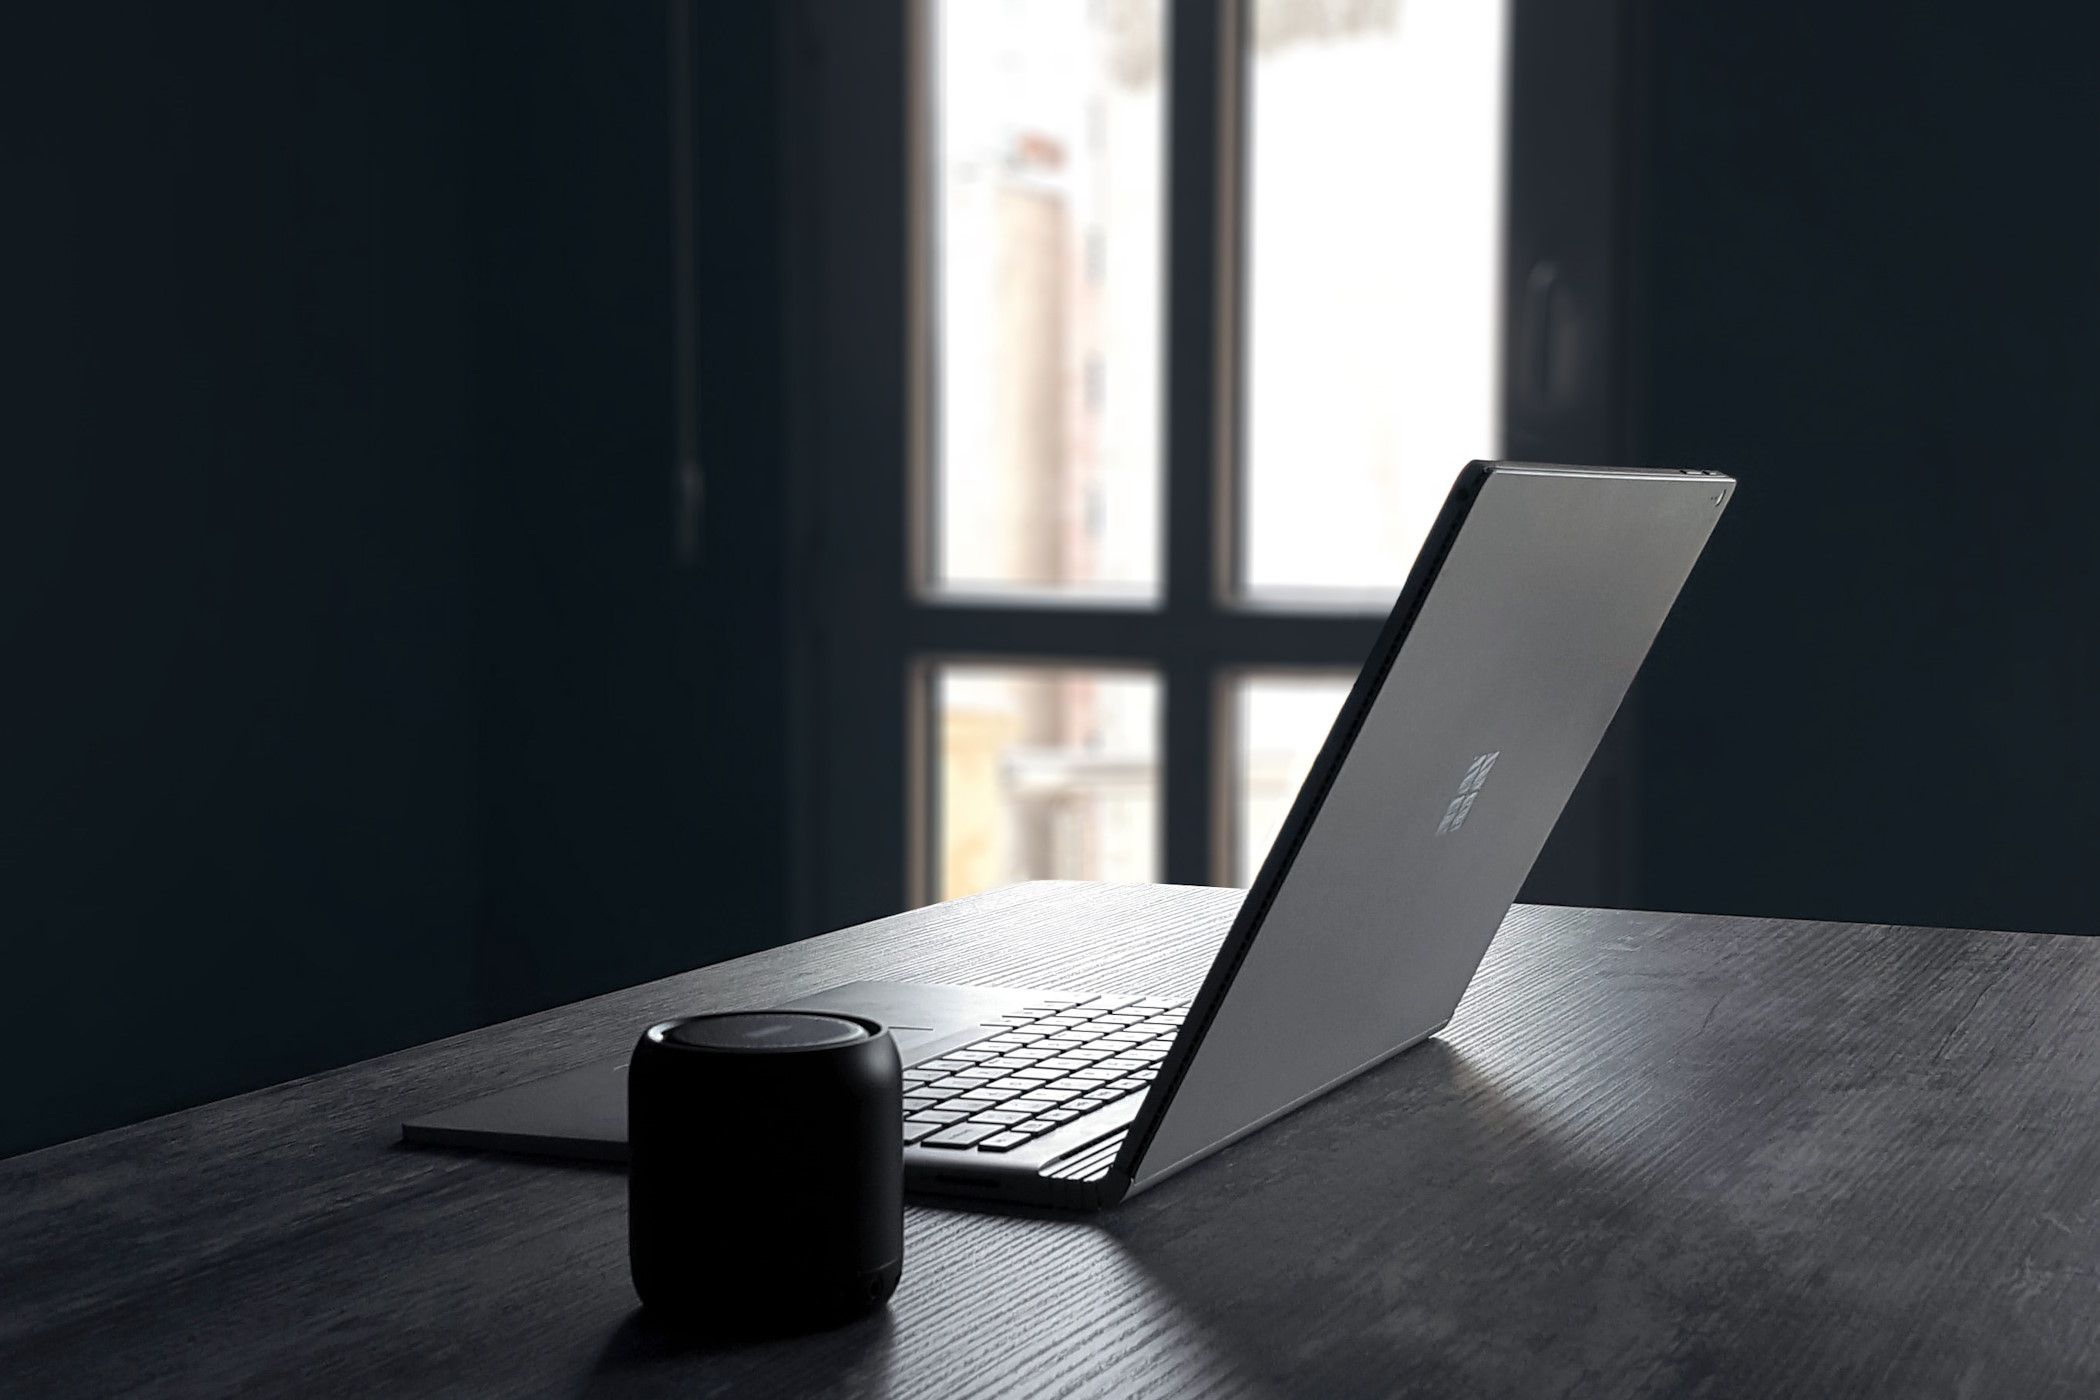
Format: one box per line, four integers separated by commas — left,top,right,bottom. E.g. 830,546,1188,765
8,882,2100,1398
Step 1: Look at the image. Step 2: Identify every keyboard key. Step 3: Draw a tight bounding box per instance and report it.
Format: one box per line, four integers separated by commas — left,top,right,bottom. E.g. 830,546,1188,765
1004,1097,1059,1114
923,1123,1001,1148
902,1119,945,1144
903,1095,940,1112
1043,1107,1080,1122
971,1109,1030,1126
977,1132,1031,1152
913,1108,969,1124
1016,1117,1057,1134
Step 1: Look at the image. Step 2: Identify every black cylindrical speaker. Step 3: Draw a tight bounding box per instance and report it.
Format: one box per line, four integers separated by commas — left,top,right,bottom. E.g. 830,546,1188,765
628,1011,903,1332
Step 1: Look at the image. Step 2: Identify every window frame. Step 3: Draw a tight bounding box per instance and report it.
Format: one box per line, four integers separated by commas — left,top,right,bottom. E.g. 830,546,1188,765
778,0,1635,936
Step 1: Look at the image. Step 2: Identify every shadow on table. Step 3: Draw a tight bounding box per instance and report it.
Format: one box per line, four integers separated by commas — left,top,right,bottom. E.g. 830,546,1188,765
583,1306,897,1399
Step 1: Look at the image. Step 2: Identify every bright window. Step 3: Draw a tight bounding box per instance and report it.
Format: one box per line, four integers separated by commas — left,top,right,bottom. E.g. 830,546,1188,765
917,0,1507,899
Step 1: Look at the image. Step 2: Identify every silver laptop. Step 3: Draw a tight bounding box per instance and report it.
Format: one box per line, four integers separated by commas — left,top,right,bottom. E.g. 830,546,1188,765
404,462,1734,1210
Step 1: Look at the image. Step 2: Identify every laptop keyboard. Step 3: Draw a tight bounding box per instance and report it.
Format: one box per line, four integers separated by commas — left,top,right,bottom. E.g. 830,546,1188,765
901,994,1188,1154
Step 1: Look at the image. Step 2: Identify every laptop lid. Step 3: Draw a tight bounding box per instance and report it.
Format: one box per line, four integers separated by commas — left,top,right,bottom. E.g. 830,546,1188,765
1112,462,1734,1195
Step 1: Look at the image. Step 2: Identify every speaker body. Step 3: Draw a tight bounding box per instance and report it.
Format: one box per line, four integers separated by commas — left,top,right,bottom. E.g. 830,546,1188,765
628,1011,903,1331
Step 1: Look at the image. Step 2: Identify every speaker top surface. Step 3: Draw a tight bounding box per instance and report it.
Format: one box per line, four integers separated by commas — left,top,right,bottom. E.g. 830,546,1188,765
657,1012,872,1053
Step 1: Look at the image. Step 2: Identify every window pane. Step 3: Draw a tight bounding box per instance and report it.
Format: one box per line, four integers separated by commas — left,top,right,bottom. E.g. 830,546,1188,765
929,0,1165,599
1233,672,1353,885
1241,0,1507,603
934,664,1159,900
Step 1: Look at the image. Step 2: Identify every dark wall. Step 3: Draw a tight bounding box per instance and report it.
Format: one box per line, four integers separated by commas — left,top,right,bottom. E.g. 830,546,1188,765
9,5,482,1159
1623,4,2100,934
5,3,791,1159
464,1,791,1019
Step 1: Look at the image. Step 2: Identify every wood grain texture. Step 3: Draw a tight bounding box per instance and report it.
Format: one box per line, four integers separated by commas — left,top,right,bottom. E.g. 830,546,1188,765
6,882,2100,1398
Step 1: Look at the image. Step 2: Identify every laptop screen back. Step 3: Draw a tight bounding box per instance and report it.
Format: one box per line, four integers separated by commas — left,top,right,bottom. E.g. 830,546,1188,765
1118,463,1732,1192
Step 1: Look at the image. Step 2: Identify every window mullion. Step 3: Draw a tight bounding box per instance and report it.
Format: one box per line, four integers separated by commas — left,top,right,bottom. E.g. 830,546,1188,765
1161,0,1248,886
